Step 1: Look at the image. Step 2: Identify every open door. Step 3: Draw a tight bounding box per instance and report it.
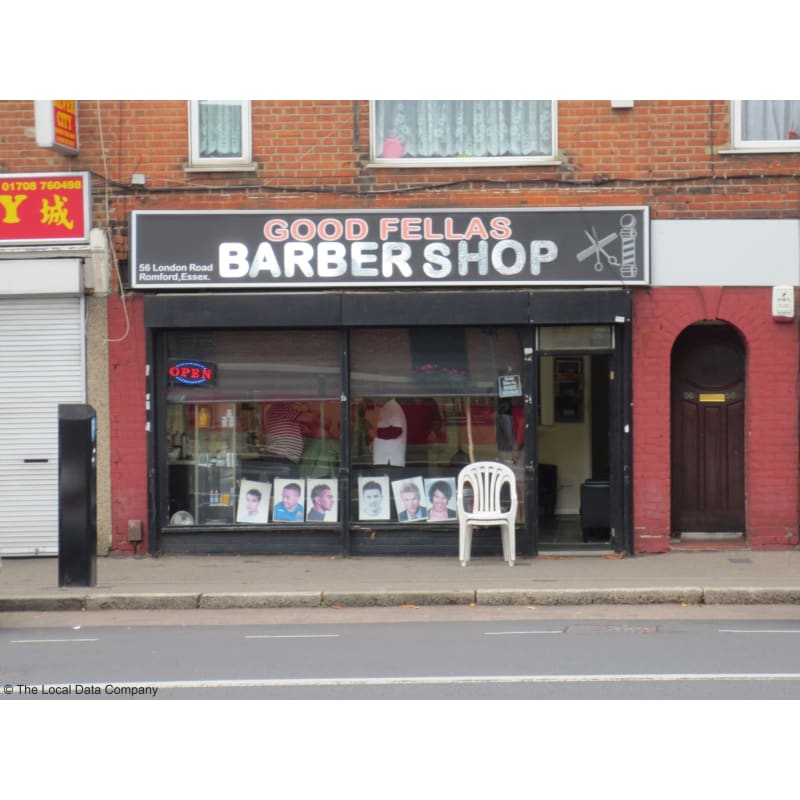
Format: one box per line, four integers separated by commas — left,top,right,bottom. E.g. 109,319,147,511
535,350,613,549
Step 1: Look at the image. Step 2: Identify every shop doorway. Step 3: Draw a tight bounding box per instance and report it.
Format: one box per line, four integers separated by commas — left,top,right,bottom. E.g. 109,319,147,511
536,350,614,550
671,323,745,536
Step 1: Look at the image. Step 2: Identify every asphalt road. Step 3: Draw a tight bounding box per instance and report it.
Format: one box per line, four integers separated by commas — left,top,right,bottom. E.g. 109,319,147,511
4,605,800,699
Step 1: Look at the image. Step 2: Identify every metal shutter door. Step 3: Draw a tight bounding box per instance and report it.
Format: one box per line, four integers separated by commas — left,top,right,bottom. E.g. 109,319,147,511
0,297,85,555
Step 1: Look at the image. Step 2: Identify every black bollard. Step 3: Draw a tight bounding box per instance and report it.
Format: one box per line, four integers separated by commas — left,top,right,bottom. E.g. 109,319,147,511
58,404,97,587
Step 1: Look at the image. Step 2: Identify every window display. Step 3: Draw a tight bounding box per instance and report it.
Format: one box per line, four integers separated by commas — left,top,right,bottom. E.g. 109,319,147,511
392,478,427,522
236,479,270,524
350,326,525,523
372,399,407,467
358,476,391,521
307,480,338,522
163,325,526,529
166,330,341,527
424,478,458,521
272,478,305,522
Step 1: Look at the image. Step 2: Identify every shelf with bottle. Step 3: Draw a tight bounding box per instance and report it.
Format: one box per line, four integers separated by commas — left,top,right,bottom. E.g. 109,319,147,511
193,403,239,523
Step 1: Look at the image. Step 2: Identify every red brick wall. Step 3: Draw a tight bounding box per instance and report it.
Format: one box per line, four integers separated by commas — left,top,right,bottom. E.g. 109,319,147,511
3,99,800,553
633,287,799,552
4,100,800,224
107,294,148,552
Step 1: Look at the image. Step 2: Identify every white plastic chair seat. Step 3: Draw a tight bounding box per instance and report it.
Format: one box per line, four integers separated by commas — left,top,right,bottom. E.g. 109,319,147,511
457,461,518,566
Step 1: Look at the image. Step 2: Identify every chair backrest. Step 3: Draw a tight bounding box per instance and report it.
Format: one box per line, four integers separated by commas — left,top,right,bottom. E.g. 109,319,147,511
457,461,517,515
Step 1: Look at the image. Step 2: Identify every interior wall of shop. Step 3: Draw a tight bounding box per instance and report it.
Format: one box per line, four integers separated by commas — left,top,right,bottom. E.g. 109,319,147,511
536,353,592,515
632,286,799,552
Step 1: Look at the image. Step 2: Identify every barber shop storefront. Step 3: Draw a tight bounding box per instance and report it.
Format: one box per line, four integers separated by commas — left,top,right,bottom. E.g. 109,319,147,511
133,207,647,557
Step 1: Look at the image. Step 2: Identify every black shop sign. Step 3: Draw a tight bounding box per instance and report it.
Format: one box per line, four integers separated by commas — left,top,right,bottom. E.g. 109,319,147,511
131,207,649,289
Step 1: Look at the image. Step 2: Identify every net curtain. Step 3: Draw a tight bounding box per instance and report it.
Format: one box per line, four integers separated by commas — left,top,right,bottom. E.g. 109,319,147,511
742,100,800,141
198,101,243,158
376,100,552,157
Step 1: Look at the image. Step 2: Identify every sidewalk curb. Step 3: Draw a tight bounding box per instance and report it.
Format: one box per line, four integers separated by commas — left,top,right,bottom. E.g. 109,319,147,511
85,593,199,611
3,586,800,612
199,592,322,609
0,595,86,612
321,590,475,607
702,587,800,604
477,587,705,605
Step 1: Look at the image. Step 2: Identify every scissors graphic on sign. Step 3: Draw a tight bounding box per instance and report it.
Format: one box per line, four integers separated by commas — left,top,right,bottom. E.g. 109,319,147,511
577,227,620,271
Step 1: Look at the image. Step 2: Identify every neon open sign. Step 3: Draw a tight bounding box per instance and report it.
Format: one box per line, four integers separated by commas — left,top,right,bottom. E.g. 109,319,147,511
168,360,217,386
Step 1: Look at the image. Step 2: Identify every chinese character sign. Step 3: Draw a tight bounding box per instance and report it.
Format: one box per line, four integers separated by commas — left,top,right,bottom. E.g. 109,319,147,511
0,172,90,244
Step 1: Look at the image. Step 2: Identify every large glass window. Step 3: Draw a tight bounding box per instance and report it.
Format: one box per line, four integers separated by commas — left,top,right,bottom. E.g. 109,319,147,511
733,100,800,150
372,101,555,165
165,330,340,526
350,327,525,524
188,100,252,168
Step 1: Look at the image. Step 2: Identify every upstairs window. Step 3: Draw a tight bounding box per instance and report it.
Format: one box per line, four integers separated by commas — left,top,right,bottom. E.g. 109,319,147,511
188,100,252,169
372,100,556,166
733,100,800,150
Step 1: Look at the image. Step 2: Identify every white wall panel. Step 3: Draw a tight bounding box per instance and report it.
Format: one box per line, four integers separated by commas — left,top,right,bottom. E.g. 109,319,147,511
651,220,800,286
0,258,83,295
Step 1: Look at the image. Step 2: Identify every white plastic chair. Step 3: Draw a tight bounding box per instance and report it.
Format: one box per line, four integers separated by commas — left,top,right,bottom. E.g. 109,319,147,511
457,461,518,566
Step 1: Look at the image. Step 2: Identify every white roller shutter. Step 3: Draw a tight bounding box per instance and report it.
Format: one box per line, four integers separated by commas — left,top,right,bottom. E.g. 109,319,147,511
0,296,85,555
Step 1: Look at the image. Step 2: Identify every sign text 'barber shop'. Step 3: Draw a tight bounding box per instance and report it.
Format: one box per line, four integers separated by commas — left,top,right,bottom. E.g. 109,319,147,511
131,208,649,289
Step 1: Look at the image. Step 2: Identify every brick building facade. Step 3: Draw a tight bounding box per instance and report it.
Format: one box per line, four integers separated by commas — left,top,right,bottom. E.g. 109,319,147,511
1,100,797,559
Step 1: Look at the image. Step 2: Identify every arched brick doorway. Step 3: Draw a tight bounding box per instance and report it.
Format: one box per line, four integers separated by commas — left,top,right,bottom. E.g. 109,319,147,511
670,322,745,536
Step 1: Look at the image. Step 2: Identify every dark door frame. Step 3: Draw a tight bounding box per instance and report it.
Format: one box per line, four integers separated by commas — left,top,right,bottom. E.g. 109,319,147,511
529,331,629,555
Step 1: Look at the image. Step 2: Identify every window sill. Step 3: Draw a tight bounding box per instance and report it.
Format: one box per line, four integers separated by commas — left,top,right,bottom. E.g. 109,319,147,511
369,157,563,169
184,163,258,174
718,147,800,155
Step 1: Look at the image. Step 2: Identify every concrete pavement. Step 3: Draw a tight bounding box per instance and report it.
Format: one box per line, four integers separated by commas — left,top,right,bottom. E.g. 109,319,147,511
2,548,800,611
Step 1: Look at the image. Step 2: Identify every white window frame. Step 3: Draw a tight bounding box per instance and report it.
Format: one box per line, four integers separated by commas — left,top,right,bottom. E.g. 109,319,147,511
188,100,253,170
731,100,800,153
370,100,559,167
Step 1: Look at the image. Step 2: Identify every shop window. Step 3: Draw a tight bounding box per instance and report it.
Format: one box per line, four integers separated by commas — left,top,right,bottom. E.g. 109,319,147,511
188,100,253,169
732,100,800,150
371,100,556,165
165,330,340,526
350,327,525,524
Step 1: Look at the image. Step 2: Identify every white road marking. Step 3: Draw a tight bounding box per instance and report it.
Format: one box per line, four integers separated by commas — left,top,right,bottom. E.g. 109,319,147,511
719,629,800,634
244,634,340,639
484,630,563,635
10,638,98,644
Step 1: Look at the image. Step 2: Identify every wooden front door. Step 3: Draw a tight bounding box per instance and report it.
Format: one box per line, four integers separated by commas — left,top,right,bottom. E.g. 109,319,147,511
671,324,745,533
